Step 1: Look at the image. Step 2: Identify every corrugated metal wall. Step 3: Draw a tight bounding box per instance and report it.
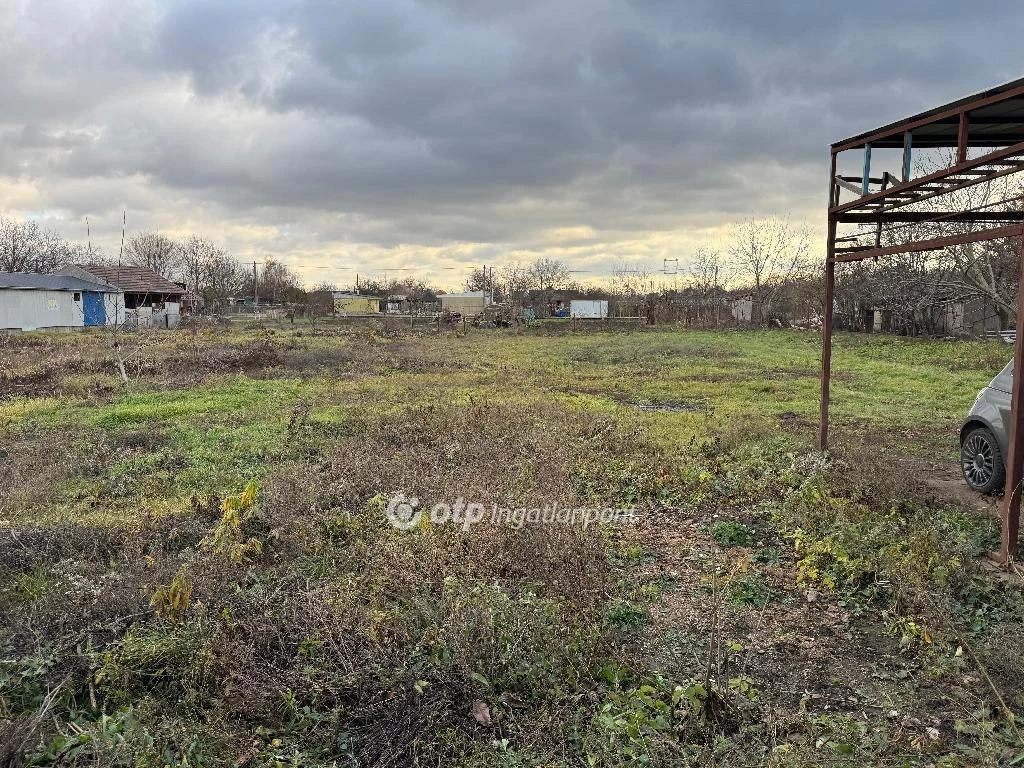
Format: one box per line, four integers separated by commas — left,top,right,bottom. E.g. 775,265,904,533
440,296,487,316
0,289,85,330
570,300,608,318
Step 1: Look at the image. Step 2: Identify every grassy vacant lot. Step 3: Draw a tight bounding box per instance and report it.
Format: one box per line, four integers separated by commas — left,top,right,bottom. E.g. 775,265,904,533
1,322,1022,767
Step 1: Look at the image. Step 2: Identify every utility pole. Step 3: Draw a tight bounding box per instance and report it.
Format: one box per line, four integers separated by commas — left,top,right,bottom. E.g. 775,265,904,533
253,261,258,315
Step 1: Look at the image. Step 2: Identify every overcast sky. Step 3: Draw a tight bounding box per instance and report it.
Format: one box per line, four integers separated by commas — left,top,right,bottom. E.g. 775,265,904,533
2,1,1023,288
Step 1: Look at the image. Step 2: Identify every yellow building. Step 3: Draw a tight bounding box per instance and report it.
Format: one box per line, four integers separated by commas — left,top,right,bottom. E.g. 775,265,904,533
332,293,382,314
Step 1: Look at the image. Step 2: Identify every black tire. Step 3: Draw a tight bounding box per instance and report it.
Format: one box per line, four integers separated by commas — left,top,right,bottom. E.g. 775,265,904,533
961,426,1006,494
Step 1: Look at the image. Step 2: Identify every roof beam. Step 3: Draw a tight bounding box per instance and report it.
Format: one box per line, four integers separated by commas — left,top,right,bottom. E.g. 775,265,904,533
933,115,1024,125
832,81,1024,152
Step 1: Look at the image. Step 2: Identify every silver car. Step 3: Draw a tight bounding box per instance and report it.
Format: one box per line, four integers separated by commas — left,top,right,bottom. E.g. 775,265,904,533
961,360,1013,493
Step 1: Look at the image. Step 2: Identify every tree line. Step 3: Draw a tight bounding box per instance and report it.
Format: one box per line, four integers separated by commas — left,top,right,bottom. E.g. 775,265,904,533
0,216,303,310
3,203,1018,332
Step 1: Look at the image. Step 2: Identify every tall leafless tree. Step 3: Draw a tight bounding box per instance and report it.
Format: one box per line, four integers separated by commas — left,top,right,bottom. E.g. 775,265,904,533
178,235,218,294
499,262,535,309
730,216,812,326
204,251,246,309
124,232,179,278
529,257,569,293
689,246,729,327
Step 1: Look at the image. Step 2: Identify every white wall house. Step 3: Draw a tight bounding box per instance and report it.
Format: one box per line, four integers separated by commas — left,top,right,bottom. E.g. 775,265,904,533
0,273,123,331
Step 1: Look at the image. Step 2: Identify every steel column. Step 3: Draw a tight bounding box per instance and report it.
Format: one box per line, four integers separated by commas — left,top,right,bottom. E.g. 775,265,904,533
861,144,872,195
1000,236,1024,563
957,112,970,163
902,131,913,182
819,253,835,451
820,153,838,451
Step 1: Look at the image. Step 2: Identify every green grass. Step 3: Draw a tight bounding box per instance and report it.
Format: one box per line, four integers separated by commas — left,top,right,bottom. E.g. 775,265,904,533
3,327,1004,527
1,325,1020,767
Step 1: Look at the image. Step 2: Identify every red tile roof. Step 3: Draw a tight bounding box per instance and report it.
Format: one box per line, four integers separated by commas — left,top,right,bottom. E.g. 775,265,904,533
78,264,185,295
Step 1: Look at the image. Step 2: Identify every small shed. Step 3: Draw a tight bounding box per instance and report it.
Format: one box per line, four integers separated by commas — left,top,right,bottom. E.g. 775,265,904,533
570,299,608,319
0,272,123,331
331,292,382,314
440,291,490,317
385,294,410,314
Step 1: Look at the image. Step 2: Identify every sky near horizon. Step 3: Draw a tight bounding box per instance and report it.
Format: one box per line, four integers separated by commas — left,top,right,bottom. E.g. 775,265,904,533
2,0,1024,289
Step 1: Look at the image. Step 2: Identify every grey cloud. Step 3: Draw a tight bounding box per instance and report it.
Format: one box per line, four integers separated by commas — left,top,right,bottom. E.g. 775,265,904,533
2,0,1024,282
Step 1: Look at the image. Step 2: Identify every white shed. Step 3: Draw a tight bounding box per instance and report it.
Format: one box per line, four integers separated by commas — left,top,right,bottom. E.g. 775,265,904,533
0,272,123,331
570,300,609,319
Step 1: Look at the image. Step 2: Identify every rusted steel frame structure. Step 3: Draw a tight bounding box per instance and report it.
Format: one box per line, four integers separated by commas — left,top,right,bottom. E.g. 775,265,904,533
821,77,1024,564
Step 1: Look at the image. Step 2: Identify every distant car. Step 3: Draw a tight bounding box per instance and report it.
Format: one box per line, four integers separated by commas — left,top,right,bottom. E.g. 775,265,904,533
961,360,1013,493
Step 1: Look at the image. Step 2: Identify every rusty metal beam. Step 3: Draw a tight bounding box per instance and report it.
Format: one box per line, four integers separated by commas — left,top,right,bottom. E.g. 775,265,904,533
832,141,1024,215
935,115,1024,125
837,211,1024,224
831,223,1024,263
877,164,1024,215
834,244,877,256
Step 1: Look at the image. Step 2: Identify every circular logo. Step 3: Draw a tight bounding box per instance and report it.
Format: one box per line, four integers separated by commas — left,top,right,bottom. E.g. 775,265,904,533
386,492,421,530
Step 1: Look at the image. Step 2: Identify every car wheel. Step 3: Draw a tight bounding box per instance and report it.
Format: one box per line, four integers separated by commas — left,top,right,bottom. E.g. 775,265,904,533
961,426,1006,494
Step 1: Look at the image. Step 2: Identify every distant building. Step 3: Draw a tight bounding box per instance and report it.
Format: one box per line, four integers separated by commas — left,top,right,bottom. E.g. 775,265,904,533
440,291,490,317
385,294,409,313
60,265,185,309
730,294,754,324
335,292,382,314
570,300,608,319
60,265,186,328
0,272,123,331
307,291,383,315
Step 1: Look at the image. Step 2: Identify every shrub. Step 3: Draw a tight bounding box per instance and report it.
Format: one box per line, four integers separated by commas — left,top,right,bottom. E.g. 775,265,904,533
710,520,754,548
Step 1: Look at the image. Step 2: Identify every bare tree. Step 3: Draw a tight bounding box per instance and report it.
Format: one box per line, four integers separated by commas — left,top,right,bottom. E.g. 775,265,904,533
529,257,570,293
610,264,652,298
499,262,535,308
124,232,179,278
178,235,218,294
730,216,812,326
0,216,74,273
463,266,503,302
204,251,246,309
688,246,730,327
248,258,303,304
